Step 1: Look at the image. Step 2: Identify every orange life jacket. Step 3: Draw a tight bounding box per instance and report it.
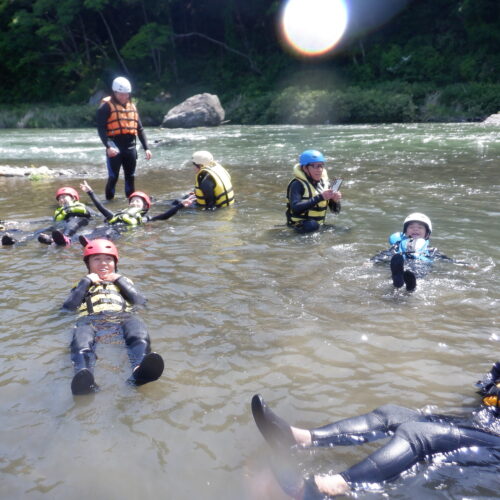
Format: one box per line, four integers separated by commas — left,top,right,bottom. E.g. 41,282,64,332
103,96,139,137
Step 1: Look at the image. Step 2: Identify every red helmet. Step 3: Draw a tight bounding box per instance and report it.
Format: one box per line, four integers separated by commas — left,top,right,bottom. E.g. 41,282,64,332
56,186,79,201
128,191,151,210
83,239,119,262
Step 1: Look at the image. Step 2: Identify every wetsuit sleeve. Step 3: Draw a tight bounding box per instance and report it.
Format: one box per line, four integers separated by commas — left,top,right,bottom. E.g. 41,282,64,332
96,102,111,148
199,173,216,209
114,276,147,306
86,190,114,220
476,361,500,393
371,246,398,263
328,200,341,214
288,180,324,215
62,277,92,311
136,115,150,151
148,202,182,221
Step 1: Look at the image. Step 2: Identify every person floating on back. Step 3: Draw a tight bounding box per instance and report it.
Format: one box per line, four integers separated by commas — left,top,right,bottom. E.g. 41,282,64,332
286,150,342,234
62,239,164,395
371,212,458,291
191,151,234,210
251,360,500,498
2,186,91,247
96,76,152,200
79,180,195,241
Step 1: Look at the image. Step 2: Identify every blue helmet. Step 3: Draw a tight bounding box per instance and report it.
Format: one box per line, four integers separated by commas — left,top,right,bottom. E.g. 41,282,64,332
299,150,325,166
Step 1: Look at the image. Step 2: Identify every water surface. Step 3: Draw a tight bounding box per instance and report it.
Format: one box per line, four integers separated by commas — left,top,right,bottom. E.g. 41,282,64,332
0,124,499,499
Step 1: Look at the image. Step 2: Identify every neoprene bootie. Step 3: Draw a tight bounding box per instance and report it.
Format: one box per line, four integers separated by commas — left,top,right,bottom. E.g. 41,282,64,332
79,235,90,247
128,340,164,384
2,233,16,246
251,394,296,450
390,254,405,288
71,350,97,395
403,270,417,291
52,230,71,246
37,233,53,245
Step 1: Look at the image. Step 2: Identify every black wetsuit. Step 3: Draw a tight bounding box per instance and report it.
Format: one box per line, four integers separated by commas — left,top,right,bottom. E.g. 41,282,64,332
307,363,500,487
83,189,184,240
96,99,150,200
196,172,217,209
286,178,341,233
63,276,151,372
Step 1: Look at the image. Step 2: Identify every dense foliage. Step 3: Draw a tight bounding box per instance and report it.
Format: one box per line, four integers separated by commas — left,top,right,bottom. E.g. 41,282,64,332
0,0,498,124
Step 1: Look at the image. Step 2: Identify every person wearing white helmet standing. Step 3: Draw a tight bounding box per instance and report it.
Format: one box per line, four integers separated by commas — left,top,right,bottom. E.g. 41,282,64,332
371,212,456,291
97,76,152,200
190,150,234,210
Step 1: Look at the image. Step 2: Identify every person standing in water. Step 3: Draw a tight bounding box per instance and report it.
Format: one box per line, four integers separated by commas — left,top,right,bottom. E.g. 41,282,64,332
286,150,342,234
191,151,234,210
96,76,152,200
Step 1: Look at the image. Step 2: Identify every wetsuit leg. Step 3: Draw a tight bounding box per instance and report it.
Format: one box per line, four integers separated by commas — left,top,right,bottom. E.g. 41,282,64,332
310,404,424,446
121,147,137,198
341,421,500,485
70,319,97,372
293,220,320,234
105,154,123,200
63,216,89,237
122,315,151,368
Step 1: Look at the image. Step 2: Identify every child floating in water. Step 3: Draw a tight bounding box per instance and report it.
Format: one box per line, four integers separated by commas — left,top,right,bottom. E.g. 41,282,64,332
62,238,164,395
79,180,195,240
371,213,456,291
2,187,91,247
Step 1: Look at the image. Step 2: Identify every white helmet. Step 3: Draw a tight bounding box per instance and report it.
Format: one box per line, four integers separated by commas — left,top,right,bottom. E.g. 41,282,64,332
112,77,132,93
403,212,432,237
192,151,214,167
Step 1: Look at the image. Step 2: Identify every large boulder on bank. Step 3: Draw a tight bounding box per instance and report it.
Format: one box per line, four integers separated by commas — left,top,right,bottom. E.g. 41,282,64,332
161,93,225,128
483,112,500,125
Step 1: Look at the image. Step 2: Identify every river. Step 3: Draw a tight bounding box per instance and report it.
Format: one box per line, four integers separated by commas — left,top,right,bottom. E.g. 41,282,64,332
0,123,499,499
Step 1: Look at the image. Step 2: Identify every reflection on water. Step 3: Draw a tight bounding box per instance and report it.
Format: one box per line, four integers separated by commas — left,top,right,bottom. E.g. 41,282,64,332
0,124,499,498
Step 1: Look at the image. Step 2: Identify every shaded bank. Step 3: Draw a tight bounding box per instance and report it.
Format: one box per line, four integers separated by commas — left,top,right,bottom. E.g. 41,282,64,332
1,82,498,129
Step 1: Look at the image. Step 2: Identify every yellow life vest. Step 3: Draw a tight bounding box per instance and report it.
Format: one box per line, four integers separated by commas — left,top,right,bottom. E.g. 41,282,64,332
77,280,133,316
195,163,235,208
103,96,139,137
108,207,144,226
54,202,90,222
286,164,329,225
483,382,500,408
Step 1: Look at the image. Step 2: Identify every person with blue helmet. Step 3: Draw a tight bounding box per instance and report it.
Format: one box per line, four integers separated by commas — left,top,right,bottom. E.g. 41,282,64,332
285,150,342,233
250,359,500,498
371,213,457,291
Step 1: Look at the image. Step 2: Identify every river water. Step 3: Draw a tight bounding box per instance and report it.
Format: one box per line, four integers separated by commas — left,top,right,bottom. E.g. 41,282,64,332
0,124,499,499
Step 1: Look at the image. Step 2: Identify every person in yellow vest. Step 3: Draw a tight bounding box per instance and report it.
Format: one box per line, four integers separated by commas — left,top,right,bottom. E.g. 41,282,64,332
97,76,152,200
62,239,164,395
1,186,91,247
286,150,342,233
36,186,91,246
191,151,234,210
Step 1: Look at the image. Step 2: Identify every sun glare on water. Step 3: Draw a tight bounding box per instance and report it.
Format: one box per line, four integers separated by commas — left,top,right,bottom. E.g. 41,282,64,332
281,0,348,56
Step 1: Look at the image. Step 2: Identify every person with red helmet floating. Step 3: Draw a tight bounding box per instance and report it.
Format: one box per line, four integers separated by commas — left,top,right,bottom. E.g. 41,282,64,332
1,186,92,247
62,238,164,395
78,180,195,240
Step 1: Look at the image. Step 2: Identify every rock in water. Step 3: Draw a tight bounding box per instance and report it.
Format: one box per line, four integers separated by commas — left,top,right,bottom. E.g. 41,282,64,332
161,93,225,128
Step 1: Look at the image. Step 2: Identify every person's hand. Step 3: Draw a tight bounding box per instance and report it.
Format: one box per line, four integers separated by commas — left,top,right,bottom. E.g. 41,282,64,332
145,149,152,160
86,273,101,284
80,180,92,193
181,194,196,207
107,147,119,158
322,189,342,202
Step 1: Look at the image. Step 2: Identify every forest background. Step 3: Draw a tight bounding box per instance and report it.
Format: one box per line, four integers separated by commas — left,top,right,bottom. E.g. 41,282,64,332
0,0,498,127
